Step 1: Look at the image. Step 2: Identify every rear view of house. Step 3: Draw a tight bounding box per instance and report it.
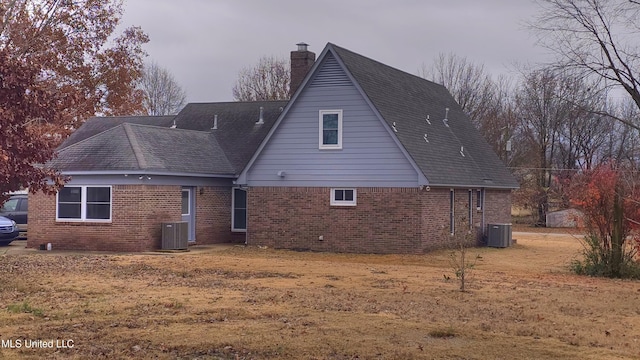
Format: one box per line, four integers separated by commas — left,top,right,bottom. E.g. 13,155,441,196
27,43,518,253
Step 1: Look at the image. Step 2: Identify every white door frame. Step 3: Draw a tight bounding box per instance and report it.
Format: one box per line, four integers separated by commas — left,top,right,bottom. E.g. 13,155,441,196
181,187,196,242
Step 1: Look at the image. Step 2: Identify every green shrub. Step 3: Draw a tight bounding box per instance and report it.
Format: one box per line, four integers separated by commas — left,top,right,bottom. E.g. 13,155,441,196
570,234,640,279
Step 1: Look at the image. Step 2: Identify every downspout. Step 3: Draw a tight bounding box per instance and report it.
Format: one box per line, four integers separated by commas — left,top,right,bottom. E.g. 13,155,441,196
481,188,486,239
245,187,249,245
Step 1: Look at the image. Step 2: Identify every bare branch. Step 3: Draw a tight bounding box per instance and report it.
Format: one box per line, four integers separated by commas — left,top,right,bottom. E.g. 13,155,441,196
532,0,640,119
139,61,187,116
232,56,290,101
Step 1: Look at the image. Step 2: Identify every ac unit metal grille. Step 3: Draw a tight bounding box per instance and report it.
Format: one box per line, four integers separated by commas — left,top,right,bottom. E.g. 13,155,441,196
161,222,188,250
486,223,512,248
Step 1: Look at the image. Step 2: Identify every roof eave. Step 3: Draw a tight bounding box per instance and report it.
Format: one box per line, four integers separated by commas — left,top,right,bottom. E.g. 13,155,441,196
60,170,237,178
425,182,519,190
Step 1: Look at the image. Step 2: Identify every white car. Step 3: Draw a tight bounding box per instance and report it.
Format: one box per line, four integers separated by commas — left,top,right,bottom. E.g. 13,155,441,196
0,216,19,245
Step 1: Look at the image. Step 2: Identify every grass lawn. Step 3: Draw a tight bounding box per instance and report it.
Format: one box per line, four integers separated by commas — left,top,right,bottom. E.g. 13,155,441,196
1,231,639,359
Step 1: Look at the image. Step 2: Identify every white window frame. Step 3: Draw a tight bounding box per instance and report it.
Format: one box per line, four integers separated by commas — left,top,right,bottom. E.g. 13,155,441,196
56,186,112,222
319,109,343,150
181,189,190,216
449,189,455,235
476,189,483,211
231,187,247,232
468,189,473,230
330,188,356,206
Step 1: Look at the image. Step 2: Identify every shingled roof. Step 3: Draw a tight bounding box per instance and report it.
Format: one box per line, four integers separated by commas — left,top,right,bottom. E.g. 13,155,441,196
50,123,235,175
54,101,286,175
53,43,516,189
173,101,287,172
60,115,176,149
328,43,518,188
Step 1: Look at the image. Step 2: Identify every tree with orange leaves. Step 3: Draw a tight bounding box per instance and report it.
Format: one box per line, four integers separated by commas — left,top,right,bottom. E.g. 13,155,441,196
569,163,640,278
0,0,148,201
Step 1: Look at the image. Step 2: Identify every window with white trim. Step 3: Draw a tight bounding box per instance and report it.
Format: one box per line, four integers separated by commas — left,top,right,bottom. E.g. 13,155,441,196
449,189,455,235
232,188,247,232
468,190,473,229
476,189,483,210
181,189,190,216
57,186,112,221
331,188,356,206
319,110,343,149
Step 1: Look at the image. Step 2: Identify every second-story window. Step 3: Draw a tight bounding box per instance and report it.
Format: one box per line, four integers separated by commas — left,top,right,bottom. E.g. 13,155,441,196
319,110,343,149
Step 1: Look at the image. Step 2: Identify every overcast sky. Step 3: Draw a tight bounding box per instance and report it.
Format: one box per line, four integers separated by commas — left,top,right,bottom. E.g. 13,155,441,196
118,0,548,103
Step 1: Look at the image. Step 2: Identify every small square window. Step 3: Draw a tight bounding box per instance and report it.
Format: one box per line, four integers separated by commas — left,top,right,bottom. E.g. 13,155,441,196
331,188,356,206
319,110,343,149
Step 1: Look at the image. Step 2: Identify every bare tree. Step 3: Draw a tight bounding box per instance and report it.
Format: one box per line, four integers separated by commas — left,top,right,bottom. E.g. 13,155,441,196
478,76,522,165
532,0,640,131
554,77,609,171
514,68,575,225
232,56,290,101
421,53,497,127
604,99,640,166
139,61,186,116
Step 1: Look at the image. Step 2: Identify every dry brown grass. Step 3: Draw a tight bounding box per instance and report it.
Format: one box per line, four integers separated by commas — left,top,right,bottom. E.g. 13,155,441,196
1,232,640,359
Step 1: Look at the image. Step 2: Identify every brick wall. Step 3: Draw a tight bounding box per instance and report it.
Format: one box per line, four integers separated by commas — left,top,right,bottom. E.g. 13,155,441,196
483,189,512,226
247,187,422,253
194,186,235,244
28,185,236,252
28,185,181,251
248,187,513,254
27,184,512,253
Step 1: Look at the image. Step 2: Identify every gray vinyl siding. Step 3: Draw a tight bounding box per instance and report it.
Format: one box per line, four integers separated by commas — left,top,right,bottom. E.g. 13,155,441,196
246,53,419,187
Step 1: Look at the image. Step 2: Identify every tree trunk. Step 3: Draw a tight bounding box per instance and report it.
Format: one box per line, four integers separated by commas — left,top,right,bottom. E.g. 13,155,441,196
610,188,625,277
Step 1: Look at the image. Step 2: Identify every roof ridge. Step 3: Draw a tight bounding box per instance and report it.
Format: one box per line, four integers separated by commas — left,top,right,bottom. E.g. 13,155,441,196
328,43,446,89
184,100,289,106
86,115,176,121
57,124,126,154
125,122,213,135
122,123,148,169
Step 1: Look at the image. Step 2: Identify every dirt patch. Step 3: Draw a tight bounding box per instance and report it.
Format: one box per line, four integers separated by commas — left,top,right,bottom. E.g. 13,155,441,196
1,233,639,359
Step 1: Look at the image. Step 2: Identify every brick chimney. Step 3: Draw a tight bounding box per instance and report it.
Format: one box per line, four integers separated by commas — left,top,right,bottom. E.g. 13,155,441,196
290,42,316,97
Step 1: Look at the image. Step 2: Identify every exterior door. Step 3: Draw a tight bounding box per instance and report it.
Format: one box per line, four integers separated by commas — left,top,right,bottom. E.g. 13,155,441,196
181,187,196,242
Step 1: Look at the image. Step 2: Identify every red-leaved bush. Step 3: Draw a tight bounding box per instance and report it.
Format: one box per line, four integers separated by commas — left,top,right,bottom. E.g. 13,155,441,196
568,163,640,277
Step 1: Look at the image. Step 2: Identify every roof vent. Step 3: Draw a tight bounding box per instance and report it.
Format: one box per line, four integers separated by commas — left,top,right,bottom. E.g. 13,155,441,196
392,122,398,133
211,114,218,130
256,107,264,124
170,119,177,129
443,108,450,127
423,133,429,143
297,42,309,51
460,146,465,157
426,115,431,125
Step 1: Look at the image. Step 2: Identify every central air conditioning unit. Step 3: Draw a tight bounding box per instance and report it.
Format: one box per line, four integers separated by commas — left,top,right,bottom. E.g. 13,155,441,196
486,223,512,248
161,222,188,250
